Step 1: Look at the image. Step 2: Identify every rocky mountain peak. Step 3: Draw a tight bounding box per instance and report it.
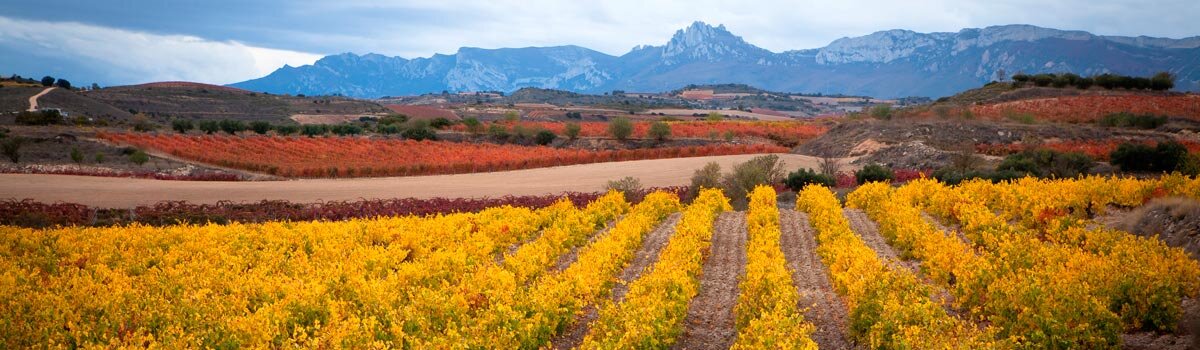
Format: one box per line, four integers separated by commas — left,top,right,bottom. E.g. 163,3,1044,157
661,21,768,64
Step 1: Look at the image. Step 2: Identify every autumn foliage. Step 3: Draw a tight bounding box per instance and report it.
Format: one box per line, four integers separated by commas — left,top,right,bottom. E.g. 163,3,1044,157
99,133,788,178
452,120,827,141
969,95,1200,123
977,139,1200,160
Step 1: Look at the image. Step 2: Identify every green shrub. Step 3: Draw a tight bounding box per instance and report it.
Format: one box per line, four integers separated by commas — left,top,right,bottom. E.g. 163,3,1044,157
274,125,299,136
722,155,785,209
564,122,581,141
1099,112,1167,129
171,119,194,134
608,117,633,141
379,114,408,125
463,118,482,135
534,129,556,146
648,121,671,141
2,137,24,163
330,124,363,136
129,150,149,165
1111,142,1173,172
218,120,246,135
198,120,220,134
430,118,453,129
688,162,722,200
997,149,1093,178
932,168,1023,185
250,121,272,134
402,127,437,141
94,153,104,164
487,124,509,139
785,168,835,191
705,112,723,122
606,176,643,201
301,124,328,137
377,124,401,135
15,110,61,125
855,164,895,184
868,105,893,120
69,147,83,164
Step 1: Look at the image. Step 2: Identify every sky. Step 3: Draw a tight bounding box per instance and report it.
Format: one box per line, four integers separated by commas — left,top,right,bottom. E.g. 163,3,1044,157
2,0,1197,86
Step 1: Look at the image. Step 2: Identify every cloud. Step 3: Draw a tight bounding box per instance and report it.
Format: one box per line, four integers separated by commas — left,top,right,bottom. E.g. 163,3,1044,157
0,16,321,86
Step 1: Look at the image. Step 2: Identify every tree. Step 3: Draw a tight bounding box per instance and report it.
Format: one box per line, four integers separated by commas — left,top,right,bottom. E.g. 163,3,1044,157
91,83,101,90
2,137,24,163
40,76,54,87
463,117,483,135
607,117,633,141
705,112,724,122
275,124,299,136
1150,72,1175,91
198,120,220,134
69,147,83,164
218,119,246,135
402,127,437,141
250,121,272,135
722,155,785,209
534,129,556,146
171,119,194,134
54,79,71,89
564,122,581,141
648,121,671,141
129,150,150,166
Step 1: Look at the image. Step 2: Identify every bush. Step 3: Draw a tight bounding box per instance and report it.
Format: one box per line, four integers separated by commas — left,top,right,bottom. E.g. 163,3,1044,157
706,112,723,122
855,164,894,184
648,121,671,141
463,118,482,135
606,176,643,201
564,122,581,141
688,162,722,200
785,168,835,191
379,114,408,125
1109,142,1195,173
15,110,61,125
1099,112,1168,129
997,149,1093,178
129,150,149,166
55,79,71,89
722,155,785,209
94,153,105,164
402,127,437,141
2,137,24,163
377,124,401,135
330,124,363,136
218,120,246,135
40,76,54,87
1150,72,1175,91
250,121,272,134
430,118,453,129
171,119,194,133
487,124,509,139
274,125,299,136
503,111,520,122
932,167,1023,185
69,147,83,164
301,124,328,137
608,117,633,141
198,120,220,134
534,129,556,146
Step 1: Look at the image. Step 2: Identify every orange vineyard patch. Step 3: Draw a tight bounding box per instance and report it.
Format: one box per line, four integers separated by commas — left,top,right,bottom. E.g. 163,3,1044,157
99,133,788,178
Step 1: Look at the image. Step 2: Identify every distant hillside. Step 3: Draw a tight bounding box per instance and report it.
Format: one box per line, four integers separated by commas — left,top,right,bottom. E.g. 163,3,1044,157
233,22,1200,98
84,82,387,121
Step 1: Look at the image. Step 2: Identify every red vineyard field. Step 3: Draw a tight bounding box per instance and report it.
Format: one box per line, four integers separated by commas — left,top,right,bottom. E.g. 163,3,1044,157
451,120,826,141
977,139,1200,160
970,95,1200,122
99,133,788,178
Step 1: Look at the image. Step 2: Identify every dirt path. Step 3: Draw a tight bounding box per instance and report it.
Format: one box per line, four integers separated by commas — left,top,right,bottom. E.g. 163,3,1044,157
0,154,828,208
675,212,747,350
552,213,681,349
780,209,852,349
843,208,919,273
27,87,55,111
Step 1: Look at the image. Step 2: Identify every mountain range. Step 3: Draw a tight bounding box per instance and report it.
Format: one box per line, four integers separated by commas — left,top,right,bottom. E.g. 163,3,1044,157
231,21,1200,98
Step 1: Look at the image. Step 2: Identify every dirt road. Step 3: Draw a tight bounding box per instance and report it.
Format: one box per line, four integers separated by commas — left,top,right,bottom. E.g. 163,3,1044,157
675,212,747,349
27,87,55,111
0,153,827,208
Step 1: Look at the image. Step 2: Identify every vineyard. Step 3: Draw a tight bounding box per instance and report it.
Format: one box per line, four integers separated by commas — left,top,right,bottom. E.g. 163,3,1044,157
450,120,827,141
2,176,1199,348
99,133,788,178
977,139,1200,160
969,95,1200,122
